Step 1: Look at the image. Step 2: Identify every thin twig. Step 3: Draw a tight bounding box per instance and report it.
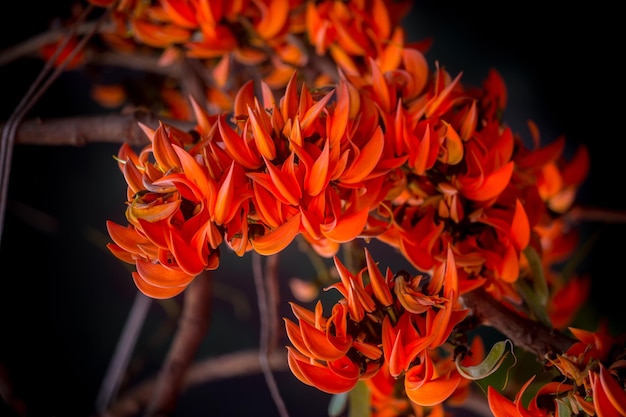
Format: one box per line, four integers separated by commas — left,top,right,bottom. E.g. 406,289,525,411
566,205,626,223
96,291,152,413
264,252,281,352
0,21,106,67
144,271,213,416
0,2,107,245
252,252,290,417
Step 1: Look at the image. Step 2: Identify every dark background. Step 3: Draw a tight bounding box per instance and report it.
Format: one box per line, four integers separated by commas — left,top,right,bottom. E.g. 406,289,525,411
1,1,624,416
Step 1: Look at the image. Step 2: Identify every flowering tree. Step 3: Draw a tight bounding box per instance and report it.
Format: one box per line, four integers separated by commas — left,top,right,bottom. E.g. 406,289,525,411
1,1,625,417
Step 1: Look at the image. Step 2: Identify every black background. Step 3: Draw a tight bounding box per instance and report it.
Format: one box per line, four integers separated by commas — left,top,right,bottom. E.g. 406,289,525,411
1,1,624,416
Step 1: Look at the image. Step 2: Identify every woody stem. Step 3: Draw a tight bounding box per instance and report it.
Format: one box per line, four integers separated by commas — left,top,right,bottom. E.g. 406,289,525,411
460,287,575,358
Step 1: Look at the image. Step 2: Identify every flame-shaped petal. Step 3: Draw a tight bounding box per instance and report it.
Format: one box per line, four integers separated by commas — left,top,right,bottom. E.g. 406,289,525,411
592,365,626,417
404,356,462,407
286,347,359,394
132,271,188,299
251,213,301,255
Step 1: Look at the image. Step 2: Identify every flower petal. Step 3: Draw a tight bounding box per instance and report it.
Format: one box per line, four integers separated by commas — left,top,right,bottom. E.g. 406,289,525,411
251,213,301,255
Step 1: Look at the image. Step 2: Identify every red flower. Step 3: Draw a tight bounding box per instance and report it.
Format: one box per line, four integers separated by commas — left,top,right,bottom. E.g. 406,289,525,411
285,248,470,409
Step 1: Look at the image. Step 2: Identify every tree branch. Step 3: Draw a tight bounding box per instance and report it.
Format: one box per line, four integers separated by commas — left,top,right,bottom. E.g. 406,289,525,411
0,21,107,67
6,111,194,147
144,271,213,416
104,349,289,417
252,253,289,417
460,287,576,358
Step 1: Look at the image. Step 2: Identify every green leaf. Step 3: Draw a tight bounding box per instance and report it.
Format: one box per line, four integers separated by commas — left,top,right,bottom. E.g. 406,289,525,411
514,277,551,327
348,381,371,417
522,246,549,306
456,339,514,380
555,398,572,417
328,392,348,417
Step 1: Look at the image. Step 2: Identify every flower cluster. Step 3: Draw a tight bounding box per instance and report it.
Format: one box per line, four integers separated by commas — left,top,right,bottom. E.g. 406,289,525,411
106,39,589,307
78,0,414,90
285,246,480,413
92,0,624,415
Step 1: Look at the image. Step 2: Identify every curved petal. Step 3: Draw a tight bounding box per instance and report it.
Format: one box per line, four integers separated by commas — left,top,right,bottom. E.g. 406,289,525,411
135,259,195,289
287,347,358,394
460,161,514,202
327,355,360,380
298,316,351,361
339,126,384,184
132,271,188,299
487,386,519,417
594,365,626,417
251,213,301,255
510,199,530,251
284,318,313,357
405,365,462,407
320,206,370,243
106,221,149,254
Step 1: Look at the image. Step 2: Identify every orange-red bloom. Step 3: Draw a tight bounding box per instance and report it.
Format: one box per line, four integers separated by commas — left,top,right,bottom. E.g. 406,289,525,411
285,248,472,409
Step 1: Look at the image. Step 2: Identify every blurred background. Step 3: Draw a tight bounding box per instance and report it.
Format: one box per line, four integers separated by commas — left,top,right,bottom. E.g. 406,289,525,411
1,1,624,416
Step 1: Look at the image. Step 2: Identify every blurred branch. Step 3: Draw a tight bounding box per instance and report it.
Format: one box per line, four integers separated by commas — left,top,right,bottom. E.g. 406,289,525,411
0,2,106,246
566,206,626,223
252,253,289,417
105,349,289,417
96,291,152,413
5,111,194,147
0,20,108,67
144,271,213,416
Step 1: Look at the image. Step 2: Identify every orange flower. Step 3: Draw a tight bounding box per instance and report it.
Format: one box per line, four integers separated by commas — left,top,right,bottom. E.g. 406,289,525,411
305,0,413,76
106,123,224,298
404,350,462,407
589,363,626,417
284,299,381,394
285,248,472,410
488,375,573,417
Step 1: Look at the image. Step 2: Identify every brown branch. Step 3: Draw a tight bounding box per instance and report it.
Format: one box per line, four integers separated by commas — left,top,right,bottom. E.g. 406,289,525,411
566,205,626,223
104,349,289,417
144,271,213,416
264,253,281,352
460,287,575,358
96,292,152,413
88,50,180,76
0,21,108,67
252,253,289,417
7,111,194,147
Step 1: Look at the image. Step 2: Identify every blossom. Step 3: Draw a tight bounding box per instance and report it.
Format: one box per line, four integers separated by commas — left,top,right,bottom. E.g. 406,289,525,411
285,247,471,409
106,123,224,298
488,375,573,417
108,68,408,296
305,0,413,76
589,363,626,417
